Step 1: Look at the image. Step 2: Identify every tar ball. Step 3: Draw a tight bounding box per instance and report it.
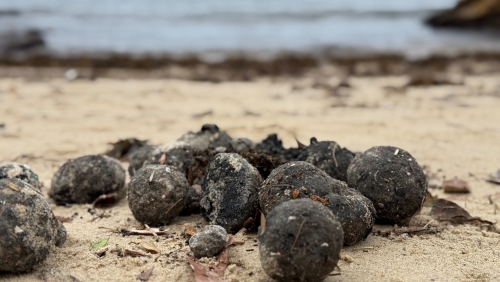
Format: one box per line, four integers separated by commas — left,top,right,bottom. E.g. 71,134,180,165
200,153,260,234
128,144,157,177
189,225,227,258
0,178,66,273
128,165,189,226
347,146,427,224
259,199,343,282
0,163,41,191
298,139,355,182
259,161,375,246
177,124,234,151
49,155,126,204
148,142,193,176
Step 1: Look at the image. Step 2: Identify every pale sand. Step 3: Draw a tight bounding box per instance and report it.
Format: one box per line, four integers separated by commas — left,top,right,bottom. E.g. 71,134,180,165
0,73,500,282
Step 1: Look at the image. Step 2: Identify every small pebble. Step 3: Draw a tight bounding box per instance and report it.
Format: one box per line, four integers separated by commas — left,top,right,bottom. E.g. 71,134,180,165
128,165,189,226
0,178,65,273
259,199,343,282
347,146,427,224
200,153,260,233
189,225,227,258
50,154,126,204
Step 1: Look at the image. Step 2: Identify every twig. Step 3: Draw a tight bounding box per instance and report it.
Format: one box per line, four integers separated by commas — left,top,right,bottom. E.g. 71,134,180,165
144,224,158,237
290,219,307,251
332,144,339,168
165,198,184,216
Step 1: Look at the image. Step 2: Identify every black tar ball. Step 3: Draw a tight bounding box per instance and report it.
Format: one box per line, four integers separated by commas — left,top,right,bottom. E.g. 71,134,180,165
259,199,343,282
259,161,375,246
50,155,126,204
128,144,157,177
347,146,427,224
0,163,41,191
128,165,189,226
0,178,66,273
177,124,234,151
200,153,260,234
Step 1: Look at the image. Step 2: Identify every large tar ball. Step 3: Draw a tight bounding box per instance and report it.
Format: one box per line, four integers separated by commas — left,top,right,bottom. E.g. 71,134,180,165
0,163,41,191
128,144,157,177
347,146,427,224
259,161,375,246
200,153,260,234
177,124,234,151
128,165,189,226
259,199,343,282
0,178,66,273
49,155,126,204
298,139,355,182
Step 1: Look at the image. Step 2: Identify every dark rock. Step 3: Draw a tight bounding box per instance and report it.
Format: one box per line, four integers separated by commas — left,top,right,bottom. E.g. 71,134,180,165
297,139,355,182
128,165,189,226
259,161,375,245
0,178,64,273
0,163,41,191
258,199,343,282
177,124,234,151
49,155,126,204
128,144,157,177
426,0,500,29
200,153,260,234
347,146,427,224
189,225,227,258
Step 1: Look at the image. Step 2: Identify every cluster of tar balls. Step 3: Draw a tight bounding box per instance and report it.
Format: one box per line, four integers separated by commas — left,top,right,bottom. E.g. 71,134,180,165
1,124,427,281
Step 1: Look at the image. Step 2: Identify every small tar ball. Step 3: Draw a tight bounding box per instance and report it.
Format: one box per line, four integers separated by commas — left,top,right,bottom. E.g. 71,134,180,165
0,163,41,191
50,155,126,204
128,165,189,226
177,124,234,151
0,178,65,273
259,199,343,282
200,153,260,234
189,225,227,258
128,144,157,177
347,146,427,224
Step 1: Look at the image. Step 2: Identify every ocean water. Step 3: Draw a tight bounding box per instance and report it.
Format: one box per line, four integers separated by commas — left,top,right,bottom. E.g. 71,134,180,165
1,0,500,58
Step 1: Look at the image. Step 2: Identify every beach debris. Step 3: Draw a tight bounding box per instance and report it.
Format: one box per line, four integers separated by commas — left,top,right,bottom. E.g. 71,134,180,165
430,199,493,225
128,165,189,226
405,71,461,87
0,178,66,273
259,161,375,245
111,247,150,258
0,162,41,191
55,215,73,223
443,179,471,193
188,248,229,282
49,155,126,204
347,146,427,224
91,192,119,208
486,170,500,185
105,138,148,160
200,153,260,234
64,69,78,81
91,238,109,249
258,199,343,282
99,226,169,236
189,225,227,258
140,242,160,254
136,267,154,281
192,110,213,119
128,144,157,177
185,225,197,236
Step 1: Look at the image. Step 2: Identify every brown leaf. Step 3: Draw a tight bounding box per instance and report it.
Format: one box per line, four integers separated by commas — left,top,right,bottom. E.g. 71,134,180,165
430,199,493,225
92,192,119,208
55,216,73,223
136,267,154,281
185,225,196,236
214,249,228,278
187,259,222,282
443,179,470,193
310,195,329,205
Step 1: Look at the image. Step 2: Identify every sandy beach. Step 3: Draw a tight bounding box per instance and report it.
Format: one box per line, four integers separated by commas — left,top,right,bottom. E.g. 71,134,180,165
1,67,500,281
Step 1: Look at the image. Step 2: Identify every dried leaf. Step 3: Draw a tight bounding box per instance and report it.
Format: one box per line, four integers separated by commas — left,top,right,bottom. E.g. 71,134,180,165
136,267,154,281
91,238,109,249
430,199,493,225
124,249,150,257
55,216,72,223
140,242,160,254
185,225,196,236
92,192,119,208
214,249,228,278
443,179,470,193
187,259,221,282
292,189,300,199
120,227,168,236
159,154,166,165
310,195,329,205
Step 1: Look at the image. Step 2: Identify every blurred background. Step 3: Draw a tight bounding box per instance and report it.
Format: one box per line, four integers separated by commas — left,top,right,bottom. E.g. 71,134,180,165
1,0,500,61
